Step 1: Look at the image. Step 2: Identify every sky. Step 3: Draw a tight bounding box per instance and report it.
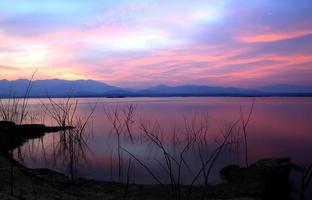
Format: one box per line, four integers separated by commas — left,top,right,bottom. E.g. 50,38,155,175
0,0,312,88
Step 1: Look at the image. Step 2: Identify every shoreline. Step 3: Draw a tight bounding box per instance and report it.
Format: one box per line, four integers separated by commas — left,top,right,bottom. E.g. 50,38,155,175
1,95,312,100
0,153,293,200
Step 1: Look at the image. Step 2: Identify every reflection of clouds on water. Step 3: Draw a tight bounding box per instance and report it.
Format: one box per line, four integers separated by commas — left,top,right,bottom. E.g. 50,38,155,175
17,97,312,184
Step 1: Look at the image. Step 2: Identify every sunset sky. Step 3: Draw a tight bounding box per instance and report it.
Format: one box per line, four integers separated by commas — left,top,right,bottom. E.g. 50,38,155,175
0,0,312,88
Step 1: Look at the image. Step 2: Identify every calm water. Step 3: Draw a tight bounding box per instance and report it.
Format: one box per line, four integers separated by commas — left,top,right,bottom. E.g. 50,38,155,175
16,97,312,187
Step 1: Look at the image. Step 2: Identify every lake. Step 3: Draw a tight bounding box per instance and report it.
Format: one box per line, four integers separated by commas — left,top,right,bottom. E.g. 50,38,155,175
15,97,312,188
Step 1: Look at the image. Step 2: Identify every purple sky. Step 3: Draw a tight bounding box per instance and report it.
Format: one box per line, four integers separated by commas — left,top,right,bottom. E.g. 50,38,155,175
0,0,312,87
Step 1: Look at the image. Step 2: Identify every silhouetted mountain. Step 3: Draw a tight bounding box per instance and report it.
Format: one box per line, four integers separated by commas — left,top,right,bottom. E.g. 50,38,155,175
0,79,311,98
257,84,312,94
0,79,122,97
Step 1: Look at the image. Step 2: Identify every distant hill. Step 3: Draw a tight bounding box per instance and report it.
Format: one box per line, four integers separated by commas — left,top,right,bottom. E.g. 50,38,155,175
256,84,312,94
0,79,124,97
0,79,311,98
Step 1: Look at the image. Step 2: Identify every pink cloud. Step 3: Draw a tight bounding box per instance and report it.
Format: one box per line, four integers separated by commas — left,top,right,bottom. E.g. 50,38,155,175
240,29,312,43
1,12,312,88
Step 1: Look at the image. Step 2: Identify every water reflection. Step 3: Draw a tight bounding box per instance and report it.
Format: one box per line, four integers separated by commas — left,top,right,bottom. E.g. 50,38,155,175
16,97,312,186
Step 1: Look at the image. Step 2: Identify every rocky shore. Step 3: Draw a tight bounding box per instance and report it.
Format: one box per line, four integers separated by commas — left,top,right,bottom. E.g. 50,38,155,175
0,121,73,153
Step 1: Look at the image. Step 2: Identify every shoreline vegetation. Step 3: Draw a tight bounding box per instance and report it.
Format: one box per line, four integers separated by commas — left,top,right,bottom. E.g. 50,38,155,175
0,78,311,199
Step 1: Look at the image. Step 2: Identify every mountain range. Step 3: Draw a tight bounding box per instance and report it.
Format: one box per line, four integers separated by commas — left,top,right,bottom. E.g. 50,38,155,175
0,79,312,98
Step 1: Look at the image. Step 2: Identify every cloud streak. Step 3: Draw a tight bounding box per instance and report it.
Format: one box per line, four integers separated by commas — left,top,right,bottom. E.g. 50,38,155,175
240,30,312,43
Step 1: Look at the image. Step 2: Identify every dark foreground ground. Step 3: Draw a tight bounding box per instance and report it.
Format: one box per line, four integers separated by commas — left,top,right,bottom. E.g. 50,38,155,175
0,154,293,200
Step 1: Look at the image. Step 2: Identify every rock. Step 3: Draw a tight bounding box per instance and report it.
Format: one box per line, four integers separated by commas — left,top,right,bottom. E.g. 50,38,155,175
0,121,15,126
219,158,292,200
0,193,18,200
0,120,74,153
0,120,74,135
